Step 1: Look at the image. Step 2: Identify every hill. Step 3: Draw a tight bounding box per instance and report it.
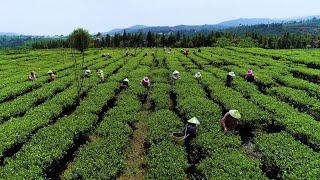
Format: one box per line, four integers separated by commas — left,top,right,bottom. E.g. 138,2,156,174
0,32,18,36
224,18,320,36
104,16,320,35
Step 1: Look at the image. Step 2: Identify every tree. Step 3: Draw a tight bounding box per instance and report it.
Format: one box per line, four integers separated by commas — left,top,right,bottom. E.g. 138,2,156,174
215,37,234,47
68,28,91,53
146,31,156,47
237,37,258,48
68,28,92,102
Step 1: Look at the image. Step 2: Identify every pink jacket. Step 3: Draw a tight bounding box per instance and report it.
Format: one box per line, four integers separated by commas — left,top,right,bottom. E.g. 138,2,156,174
141,78,151,87
246,70,254,77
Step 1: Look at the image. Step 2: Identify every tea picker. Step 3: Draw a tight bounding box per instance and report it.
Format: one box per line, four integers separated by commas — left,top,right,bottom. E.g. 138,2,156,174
47,70,56,82
226,71,236,87
194,72,202,79
28,71,37,81
245,69,255,82
171,70,181,83
172,117,200,148
97,69,105,82
84,67,91,78
141,76,151,88
220,110,241,133
120,78,129,90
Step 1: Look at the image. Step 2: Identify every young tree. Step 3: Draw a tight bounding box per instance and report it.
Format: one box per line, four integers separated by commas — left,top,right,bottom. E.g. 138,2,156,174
68,28,92,102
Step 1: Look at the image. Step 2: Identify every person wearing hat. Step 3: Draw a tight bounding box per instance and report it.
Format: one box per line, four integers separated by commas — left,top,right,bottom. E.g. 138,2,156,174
226,71,236,87
141,76,151,88
183,49,190,56
194,72,202,79
97,69,105,82
171,70,181,83
183,117,200,149
28,71,37,81
84,67,91,78
245,69,255,82
220,110,241,133
47,70,56,82
120,78,129,89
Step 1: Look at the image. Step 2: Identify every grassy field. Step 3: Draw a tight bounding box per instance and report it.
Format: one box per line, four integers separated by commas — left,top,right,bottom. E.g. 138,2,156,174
0,47,319,179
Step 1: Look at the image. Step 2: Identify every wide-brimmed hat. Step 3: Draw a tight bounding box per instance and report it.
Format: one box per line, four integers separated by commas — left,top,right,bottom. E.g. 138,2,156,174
123,78,129,82
187,117,200,125
143,77,150,81
173,70,180,75
229,110,241,119
97,69,103,74
228,72,236,77
47,70,53,74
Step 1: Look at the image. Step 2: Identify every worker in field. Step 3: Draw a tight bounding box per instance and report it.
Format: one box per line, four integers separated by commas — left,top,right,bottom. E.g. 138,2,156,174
183,49,190,56
141,77,151,88
183,117,200,149
47,70,56,81
194,72,202,79
84,67,91,78
226,71,236,87
102,53,111,59
97,69,105,82
220,110,241,133
28,71,37,81
120,78,129,89
171,70,181,83
245,69,255,82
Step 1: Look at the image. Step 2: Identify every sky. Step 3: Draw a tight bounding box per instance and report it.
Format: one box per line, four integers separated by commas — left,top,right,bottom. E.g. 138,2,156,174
1,0,319,35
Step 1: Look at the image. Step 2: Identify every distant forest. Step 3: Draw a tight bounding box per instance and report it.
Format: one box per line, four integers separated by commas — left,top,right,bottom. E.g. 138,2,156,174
2,18,320,49
28,31,320,49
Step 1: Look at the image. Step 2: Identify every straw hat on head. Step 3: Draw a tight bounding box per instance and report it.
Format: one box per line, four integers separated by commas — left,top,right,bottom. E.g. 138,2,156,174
47,70,53,74
229,110,241,119
123,78,129,82
173,70,180,75
187,117,200,125
228,72,236,77
98,69,103,74
143,77,150,81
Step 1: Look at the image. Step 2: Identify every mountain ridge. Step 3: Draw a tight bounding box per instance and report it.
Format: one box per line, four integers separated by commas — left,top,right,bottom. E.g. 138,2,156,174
104,15,320,35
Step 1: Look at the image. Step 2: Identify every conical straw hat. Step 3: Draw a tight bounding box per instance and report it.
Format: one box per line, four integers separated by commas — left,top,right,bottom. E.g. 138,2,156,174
229,110,241,119
123,78,129,82
228,72,236,77
187,117,200,125
173,70,180,75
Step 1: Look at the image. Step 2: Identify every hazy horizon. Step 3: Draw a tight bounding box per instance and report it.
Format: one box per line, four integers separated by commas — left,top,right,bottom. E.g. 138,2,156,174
1,0,320,35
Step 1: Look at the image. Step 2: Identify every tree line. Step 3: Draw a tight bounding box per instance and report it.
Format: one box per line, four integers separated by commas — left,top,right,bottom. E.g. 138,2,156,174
27,30,320,49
